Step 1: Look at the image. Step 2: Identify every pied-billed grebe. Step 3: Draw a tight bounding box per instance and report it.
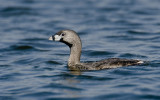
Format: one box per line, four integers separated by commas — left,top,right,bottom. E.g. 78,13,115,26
49,30,143,71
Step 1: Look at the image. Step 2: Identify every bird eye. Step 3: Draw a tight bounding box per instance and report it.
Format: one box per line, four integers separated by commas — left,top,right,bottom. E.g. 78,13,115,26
61,33,65,36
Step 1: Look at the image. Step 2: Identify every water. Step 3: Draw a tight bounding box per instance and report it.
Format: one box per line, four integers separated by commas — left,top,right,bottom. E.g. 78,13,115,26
0,0,160,100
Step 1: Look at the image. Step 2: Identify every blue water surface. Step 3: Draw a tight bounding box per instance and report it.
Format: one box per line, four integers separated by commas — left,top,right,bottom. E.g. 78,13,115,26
0,0,160,100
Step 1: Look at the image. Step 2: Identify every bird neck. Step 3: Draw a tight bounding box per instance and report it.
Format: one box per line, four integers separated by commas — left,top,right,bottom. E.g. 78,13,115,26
68,41,82,67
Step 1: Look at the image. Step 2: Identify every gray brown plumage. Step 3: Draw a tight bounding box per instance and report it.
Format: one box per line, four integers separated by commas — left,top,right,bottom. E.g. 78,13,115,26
49,30,143,71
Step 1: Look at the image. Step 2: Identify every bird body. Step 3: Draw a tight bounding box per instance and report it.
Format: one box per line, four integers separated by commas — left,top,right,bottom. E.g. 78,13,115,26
49,30,143,71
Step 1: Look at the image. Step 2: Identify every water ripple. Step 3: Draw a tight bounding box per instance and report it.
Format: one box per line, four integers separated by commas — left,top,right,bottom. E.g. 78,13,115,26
0,0,160,100
11,45,34,50
46,60,62,65
0,6,38,17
